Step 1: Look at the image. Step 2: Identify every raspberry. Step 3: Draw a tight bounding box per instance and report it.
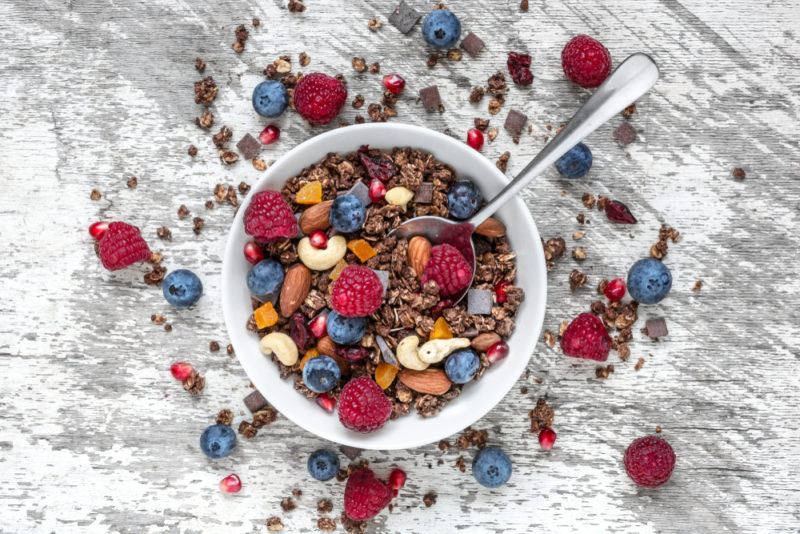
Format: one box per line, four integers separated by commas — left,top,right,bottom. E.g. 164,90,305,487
331,265,384,317
624,435,676,488
421,244,473,298
97,222,151,271
344,468,392,521
338,376,391,433
561,35,612,88
560,312,611,361
243,191,298,242
293,73,347,126
507,52,533,86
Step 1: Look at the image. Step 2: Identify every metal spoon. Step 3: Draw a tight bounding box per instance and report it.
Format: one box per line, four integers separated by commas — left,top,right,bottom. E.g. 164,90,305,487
392,53,660,304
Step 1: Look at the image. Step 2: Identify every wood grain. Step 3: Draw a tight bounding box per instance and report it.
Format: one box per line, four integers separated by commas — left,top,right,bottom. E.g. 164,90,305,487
1,0,799,532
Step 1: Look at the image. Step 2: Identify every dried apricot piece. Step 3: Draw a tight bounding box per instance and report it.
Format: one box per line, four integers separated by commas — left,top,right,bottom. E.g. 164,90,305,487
329,259,348,280
347,239,377,262
375,362,399,390
429,317,453,340
253,301,279,329
299,348,320,370
296,181,322,205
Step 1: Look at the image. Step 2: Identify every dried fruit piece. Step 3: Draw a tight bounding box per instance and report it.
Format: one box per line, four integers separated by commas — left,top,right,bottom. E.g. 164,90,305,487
348,239,377,262
358,146,398,181
429,317,453,340
254,301,279,329
289,312,311,350
605,200,637,224
299,348,321,370
316,392,336,412
329,259,347,280
296,181,323,205
375,362,399,389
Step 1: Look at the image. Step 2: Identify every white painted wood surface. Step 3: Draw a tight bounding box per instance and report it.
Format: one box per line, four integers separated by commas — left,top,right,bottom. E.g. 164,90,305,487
1,0,799,532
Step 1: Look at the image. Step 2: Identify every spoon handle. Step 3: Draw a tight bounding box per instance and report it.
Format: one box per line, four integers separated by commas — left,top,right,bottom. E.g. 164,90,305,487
468,53,660,228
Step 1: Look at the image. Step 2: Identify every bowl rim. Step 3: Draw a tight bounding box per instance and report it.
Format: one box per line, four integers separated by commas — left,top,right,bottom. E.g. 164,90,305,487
222,122,547,449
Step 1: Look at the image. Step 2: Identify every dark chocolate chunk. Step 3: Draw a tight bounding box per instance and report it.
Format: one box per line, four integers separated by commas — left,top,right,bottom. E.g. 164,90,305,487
414,182,434,204
244,389,269,414
388,1,421,34
236,133,262,160
643,317,668,339
339,445,362,460
613,121,637,145
419,86,443,112
460,32,485,57
504,109,528,138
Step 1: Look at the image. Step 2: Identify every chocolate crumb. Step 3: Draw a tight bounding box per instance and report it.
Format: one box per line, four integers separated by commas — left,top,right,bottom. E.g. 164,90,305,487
520,0,529,11
351,57,367,73
317,498,333,513
572,246,587,261
487,127,499,142
292,488,302,498
595,364,615,379
299,52,310,67
90,189,102,201
194,76,218,105
454,456,466,472
569,269,588,290
576,212,586,225
635,357,645,371
216,408,234,426
460,32,485,57
287,0,305,13
196,109,214,129
446,49,462,61
266,517,284,531
732,167,746,180
164,323,172,332
209,340,220,352
182,370,205,395
423,491,437,507
529,398,554,432
369,62,381,74
126,176,138,189
437,439,451,451
582,193,596,209
368,18,382,32
205,200,214,210
151,313,166,325
622,103,637,119
488,98,502,115
280,497,296,512
252,17,261,27
617,342,631,361
474,118,490,131
192,217,205,234
613,121,637,145
195,57,206,72
187,145,198,157
352,94,365,109
318,518,336,531
496,151,510,172
156,226,172,241
543,330,556,348
252,158,268,171
655,425,662,433
693,279,703,292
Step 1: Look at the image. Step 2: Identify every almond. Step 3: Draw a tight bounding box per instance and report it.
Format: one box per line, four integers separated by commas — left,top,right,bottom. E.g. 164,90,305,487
316,335,337,356
471,332,501,352
397,368,452,395
299,200,332,234
475,217,506,238
279,264,311,317
407,235,432,277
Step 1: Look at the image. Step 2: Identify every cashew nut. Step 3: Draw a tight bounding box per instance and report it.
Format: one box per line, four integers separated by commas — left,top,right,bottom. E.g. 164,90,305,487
259,332,299,366
396,335,429,370
384,187,414,210
418,338,471,364
297,235,347,271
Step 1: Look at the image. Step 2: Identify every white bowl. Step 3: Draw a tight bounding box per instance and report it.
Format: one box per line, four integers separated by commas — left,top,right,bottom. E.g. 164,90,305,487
222,123,547,450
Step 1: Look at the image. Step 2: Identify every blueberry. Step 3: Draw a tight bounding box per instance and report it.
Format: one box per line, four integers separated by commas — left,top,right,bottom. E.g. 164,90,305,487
200,424,236,459
555,142,592,178
422,9,461,48
329,194,366,233
627,258,672,304
247,259,284,301
447,180,482,220
444,348,480,384
162,269,203,308
302,355,342,393
326,310,366,345
472,446,512,488
252,80,289,118
307,449,340,481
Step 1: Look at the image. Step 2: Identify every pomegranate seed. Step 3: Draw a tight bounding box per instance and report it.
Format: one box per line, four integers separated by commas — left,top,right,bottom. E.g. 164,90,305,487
604,278,626,302
466,128,485,151
538,427,557,450
259,125,280,145
605,200,637,224
170,361,194,381
388,468,407,496
309,311,328,338
309,230,328,249
219,474,242,493
89,221,110,240
382,74,406,94
243,241,265,265
494,281,510,304
368,178,387,202
486,341,509,363
316,392,336,413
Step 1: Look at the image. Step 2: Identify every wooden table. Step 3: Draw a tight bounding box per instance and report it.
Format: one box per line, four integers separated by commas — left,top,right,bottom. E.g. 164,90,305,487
2,0,798,532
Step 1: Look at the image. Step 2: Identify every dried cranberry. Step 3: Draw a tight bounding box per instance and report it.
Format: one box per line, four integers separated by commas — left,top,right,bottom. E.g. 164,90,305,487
336,345,370,363
605,200,637,224
507,52,533,86
289,313,311,350
358,145,397,182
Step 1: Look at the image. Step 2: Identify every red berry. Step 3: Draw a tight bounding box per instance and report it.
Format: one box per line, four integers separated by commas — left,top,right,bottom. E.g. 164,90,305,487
466,128,485,151
316,392,337,413
219,474,242,493
259,124,280,145
89,221,109,240
338,376,392,433
494,280,510,304
368,178,387,202
331,265,384,317
561,35,612,88
421,244,473,298
358,146,398,182
309,310,329,338
293,72,348,126
243,190,298,242
604,278,626,302
486,341,509,363
309,230,328,249
289,312,311,351
243,241,265,265
507,52,534,86
560,312,611,361
388,468,407,496
538,428,557,450
344,468,393,521
430,298,453,319
337,346,370,363
97,222,151,271
382,74,405,94
605,200,637,224
624,435,676,488
170,361,194,381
